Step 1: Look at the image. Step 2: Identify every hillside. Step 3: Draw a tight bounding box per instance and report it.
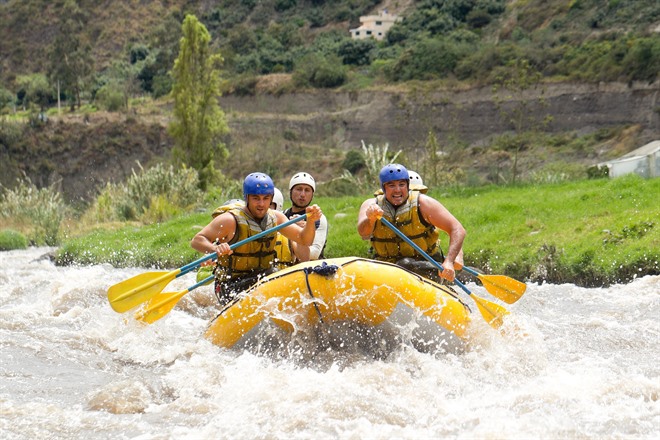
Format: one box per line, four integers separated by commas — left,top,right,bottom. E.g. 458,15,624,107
2,80,657,203
1,0,658,86
1,0,659,202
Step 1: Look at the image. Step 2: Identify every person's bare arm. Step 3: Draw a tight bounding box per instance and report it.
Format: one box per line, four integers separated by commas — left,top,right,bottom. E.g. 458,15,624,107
278,205,322,246
191,213,237,256
357,198,382,240
291,240,311,262
418,194,466,281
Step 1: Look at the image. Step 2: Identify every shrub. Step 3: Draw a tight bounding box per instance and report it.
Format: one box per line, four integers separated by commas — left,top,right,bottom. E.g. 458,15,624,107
151,74,172,98
0,86,15,112
231,74,259,96
342,150,366,174
0,119,23,146
389,37,465,81
0,177,69,245
587,165,610,179
95,83,125,112
293,53,347,88
621,36,660,83
338,39,376,66
0,229,28,250
85,163,202,223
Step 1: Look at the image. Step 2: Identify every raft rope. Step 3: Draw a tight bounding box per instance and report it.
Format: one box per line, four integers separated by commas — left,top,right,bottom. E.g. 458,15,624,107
302,262,340,323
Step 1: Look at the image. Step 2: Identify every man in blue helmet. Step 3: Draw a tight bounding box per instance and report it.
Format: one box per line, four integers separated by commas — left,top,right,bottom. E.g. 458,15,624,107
357,164,465,283
191,172,323,306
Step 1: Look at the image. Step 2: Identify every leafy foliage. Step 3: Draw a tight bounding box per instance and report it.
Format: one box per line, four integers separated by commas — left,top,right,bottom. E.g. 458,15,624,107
15,74,53,112
293,53,347,88
85,162,202,223
0,229,28,251
56,176,660,286
2,0,657,99
47,0,94,110
169,15,229,189
342,150,366,174
0,176,69,245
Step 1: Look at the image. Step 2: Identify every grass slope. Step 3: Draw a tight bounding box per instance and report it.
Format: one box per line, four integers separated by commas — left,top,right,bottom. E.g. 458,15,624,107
56,175,659,286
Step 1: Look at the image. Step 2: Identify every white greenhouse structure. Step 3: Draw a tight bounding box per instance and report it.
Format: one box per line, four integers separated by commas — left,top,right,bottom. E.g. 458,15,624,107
598,140,660,178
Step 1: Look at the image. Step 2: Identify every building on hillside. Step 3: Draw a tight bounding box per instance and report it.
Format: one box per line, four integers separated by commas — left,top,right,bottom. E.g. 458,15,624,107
597,140,660,178
349,10,401,41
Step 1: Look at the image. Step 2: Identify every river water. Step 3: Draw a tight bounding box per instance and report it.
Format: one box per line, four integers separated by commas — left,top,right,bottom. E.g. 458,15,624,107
1,247,658,439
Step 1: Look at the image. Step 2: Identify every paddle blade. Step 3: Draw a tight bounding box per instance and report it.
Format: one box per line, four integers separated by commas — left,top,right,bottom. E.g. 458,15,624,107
134,290,188,324
478,274,527,304
471,294,509,329
107,271,176,313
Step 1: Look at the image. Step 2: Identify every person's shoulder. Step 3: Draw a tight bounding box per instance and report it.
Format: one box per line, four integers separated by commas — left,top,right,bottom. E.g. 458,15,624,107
360,197,378,208
417,192,437,203
272,209,290,223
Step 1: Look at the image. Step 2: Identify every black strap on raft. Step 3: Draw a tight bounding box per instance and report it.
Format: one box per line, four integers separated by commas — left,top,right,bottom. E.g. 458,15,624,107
302,262,339,323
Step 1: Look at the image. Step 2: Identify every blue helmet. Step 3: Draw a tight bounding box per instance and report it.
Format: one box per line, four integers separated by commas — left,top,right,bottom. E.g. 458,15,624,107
243,173,275,198
379,164,409,188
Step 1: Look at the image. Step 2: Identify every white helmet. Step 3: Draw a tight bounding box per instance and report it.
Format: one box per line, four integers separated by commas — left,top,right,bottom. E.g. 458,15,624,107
289,172,316,192
272,188,284,211
408,170,423,186
222,198,245,207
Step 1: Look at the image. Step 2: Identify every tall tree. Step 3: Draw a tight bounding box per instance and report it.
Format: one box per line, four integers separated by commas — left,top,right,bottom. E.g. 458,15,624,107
48,0,94,111
169,14,228,189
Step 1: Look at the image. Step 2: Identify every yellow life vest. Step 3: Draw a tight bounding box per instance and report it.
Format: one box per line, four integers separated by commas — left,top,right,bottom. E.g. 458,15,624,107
196,200,246,282
371,190,439,262
215,207,278,281
211,200,245,218
273,233,296,270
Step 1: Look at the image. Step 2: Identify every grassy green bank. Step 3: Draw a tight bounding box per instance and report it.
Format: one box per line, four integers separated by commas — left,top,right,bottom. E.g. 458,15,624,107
56,175,659,287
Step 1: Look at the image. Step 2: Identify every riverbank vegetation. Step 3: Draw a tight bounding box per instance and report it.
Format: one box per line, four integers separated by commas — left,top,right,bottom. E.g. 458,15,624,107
12,173,653,288
1,149,658,287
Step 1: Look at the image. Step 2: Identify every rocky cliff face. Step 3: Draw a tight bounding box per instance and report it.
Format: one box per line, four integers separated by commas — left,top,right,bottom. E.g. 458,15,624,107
222,82,659,149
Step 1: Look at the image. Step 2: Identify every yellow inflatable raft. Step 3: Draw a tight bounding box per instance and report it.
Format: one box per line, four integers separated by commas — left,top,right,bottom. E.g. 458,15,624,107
205,257,471,349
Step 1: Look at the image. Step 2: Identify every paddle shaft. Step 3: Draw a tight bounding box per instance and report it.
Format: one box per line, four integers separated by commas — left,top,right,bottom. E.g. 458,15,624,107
379,217,472,295
461,266,481,277
134,215,310,322
380,217,510,328
180,213,309,277
184,274,215,293
109,214,307,311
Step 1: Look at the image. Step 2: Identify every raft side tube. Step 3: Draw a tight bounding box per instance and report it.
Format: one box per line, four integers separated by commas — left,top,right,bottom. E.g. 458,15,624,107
204,257,471,348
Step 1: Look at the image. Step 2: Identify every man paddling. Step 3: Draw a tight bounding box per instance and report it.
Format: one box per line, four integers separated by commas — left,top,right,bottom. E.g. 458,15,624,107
357,164,465,283
191,172,322,306
283,172,328,261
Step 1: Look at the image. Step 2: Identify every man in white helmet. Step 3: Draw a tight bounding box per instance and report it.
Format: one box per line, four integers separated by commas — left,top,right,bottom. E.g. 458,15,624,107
284,172,328,260
192,173,322,305
270,188,284,212
407,170,428,193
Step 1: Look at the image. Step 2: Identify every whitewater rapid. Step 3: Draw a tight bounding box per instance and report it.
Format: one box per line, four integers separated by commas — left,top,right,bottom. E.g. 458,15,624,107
1,247,658,439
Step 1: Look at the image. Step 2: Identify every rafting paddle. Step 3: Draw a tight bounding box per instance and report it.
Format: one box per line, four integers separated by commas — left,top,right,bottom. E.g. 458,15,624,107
107,214,307,313
460,266,526,304
380,217,508,329
135,275,214,324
